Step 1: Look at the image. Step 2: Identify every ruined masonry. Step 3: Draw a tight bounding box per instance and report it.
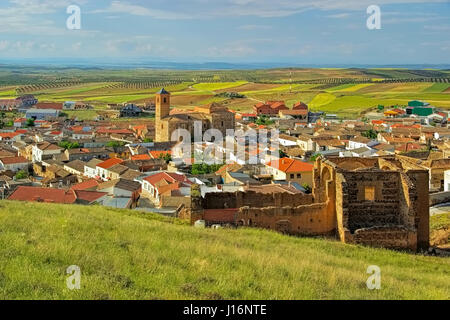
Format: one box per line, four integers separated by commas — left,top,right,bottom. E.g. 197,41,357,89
188,156,429,251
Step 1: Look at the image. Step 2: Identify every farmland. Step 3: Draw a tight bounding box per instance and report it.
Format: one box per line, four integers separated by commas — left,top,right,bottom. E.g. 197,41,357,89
1,66,450,119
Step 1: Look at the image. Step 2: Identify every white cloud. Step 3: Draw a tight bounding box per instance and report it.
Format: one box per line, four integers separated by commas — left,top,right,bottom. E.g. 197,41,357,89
206,44,256,57
92,1,192,19
104,36,176,56
91,0,449,19
0,0,92,35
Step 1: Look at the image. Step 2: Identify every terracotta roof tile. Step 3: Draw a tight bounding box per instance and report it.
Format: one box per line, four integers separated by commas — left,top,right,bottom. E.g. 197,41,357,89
267,157,314,173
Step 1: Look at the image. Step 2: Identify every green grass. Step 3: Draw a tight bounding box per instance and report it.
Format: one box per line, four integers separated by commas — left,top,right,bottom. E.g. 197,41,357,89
192,81,248,92
422,83,450,93
326,84,374,93
0,88,17,98
431,212,450,231
0,200,448,300
309,93,336,108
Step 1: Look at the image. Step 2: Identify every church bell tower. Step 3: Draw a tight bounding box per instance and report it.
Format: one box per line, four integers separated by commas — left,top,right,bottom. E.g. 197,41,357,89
155,88,170,121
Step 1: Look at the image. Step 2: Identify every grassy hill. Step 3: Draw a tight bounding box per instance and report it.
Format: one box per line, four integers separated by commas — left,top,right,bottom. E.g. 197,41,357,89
0,200,449,300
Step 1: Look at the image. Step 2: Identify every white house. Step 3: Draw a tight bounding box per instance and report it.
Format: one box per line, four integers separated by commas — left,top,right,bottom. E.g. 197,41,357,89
0,156,29,172
348,136,372,150
278,134,298,147
444,169,450,192
84,158,103,178
95,158,124,181
72,131,94,139
31,142,62,163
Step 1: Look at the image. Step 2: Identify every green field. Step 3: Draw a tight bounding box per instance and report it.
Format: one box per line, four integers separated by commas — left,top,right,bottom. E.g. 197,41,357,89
423,83,450,93
1,66,450,119
0,200,449,300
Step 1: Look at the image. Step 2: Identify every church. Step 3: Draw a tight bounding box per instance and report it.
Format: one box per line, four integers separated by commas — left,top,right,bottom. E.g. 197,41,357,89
155,88,235,142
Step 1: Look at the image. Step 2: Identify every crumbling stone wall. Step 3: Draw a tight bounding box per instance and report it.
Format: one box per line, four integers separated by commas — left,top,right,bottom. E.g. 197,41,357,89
189,156,430,251
341,171,401,233
202,190,313,209
238,201,335,235
335,157,429,251
352,227,417,250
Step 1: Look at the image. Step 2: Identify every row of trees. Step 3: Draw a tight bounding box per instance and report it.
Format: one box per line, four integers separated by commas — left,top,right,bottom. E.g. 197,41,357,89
17,81,82,94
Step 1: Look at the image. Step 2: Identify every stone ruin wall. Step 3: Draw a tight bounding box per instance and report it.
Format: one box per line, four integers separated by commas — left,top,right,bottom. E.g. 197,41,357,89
337,167,429,251
202,190,314,209
187,156,430,251
237,201,336,235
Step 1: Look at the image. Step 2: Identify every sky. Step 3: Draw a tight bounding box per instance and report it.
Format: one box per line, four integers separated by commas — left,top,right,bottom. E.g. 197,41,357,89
0,0,449,65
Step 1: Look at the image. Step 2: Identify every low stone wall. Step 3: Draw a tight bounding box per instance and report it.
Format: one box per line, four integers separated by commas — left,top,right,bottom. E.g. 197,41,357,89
203,191,313,209
350,226,416,250
237,201,335,235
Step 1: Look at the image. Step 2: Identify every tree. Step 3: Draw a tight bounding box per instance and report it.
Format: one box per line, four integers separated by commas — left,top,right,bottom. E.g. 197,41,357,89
106,141,126,148
309,154,321,162
26,118,35,127
191,163,223,175
362,129,378,140
143,138,153,143
255,115,274,126
302,183,312,194
15,170,28,180
279,149,288,158
59,140,80,150
158,152,172,163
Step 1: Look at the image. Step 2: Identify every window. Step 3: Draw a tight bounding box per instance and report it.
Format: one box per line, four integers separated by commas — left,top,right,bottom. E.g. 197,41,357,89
297,173,301,179
163,97,167,103
364,186,376,201
290,174,295,179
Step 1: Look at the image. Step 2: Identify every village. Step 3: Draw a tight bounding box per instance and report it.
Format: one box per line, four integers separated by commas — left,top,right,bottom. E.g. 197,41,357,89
0,88,449,252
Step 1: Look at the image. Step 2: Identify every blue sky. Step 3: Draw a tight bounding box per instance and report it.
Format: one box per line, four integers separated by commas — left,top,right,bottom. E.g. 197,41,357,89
0,0,449,65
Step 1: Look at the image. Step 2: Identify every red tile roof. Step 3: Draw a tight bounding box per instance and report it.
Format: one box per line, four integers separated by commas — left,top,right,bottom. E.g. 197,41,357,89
8,186,77,204
97,158,123,169
143,172,192,194
73,190,107,203
0,156,28,164
131,154,151,161
293,101,308,110
149,150,171,159
35,102,63,110
0,132,21,139
267,157,314,173
71,179,100,191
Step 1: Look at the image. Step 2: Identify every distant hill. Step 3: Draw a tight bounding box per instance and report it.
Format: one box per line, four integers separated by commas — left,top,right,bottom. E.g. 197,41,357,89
0,200,448,299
